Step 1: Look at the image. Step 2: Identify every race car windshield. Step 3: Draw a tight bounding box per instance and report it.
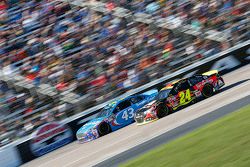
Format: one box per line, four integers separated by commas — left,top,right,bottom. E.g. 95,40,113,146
157,89,171,100
96,106,113,118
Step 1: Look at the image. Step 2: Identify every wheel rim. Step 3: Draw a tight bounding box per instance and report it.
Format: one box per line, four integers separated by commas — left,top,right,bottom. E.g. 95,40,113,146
203,85,213,97
99,123,109,135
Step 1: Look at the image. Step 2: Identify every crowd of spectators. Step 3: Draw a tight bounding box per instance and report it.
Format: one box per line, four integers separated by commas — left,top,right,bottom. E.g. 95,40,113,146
100,0,249,42
0,0,249,146
1,0,249,100
0,80,73,146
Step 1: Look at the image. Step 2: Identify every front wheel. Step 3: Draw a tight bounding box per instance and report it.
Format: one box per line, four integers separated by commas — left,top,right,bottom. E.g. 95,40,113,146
157,105,170,118
202,84,214,98
98,122,111,136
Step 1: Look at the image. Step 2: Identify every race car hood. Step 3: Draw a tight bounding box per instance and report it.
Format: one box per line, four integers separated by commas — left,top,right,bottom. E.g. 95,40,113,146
77,117,104,134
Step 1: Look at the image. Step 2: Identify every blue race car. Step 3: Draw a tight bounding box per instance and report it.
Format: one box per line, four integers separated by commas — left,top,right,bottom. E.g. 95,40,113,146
76,89,158,143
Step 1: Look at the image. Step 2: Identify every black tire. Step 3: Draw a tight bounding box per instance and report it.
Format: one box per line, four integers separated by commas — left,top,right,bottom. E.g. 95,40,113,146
98,122,111,136
202,84,214,98
157,105,169,118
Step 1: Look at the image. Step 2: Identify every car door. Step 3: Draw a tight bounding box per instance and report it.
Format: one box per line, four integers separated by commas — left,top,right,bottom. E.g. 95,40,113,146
112,100,134,128
176,80,193,106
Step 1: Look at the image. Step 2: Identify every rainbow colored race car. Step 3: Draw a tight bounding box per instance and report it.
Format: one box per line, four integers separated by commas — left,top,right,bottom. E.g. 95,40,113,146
134,70,225,125
76,89,158,142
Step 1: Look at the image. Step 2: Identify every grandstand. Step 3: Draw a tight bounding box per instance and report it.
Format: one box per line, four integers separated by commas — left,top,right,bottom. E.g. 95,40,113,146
0,0,249,147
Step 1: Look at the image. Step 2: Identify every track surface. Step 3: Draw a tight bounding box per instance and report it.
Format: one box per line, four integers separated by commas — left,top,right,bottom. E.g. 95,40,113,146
95,95,250,167
22,65,250,167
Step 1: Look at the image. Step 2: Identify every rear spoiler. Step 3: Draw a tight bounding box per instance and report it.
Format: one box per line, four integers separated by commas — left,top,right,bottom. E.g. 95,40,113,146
202,70,219,76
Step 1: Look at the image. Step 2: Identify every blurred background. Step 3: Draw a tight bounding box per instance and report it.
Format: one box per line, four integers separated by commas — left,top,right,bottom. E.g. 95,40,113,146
0,0,249,147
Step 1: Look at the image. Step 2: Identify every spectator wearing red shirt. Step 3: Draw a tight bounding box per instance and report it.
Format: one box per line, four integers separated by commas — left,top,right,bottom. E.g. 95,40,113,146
0,1,7,11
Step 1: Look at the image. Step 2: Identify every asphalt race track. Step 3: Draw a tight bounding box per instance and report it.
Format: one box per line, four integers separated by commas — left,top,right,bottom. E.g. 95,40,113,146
95,95,250,167
22,65,250,167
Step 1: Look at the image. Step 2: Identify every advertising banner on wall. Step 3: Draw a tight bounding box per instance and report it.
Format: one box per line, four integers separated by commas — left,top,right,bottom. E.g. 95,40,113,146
30,122,73,157
16,122,73,162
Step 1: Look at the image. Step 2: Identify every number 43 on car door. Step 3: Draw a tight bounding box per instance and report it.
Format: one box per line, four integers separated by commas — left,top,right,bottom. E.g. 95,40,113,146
122,108,134,120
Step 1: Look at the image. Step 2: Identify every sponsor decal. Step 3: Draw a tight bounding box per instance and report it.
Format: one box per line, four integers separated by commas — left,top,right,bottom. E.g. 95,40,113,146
194,90,201,97
111,118,121,126
30,122,73,157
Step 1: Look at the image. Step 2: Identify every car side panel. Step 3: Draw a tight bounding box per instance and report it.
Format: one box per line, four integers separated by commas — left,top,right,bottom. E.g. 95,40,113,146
166,88,195,111
108,94,157,131
193,75,217,92
109,107,134,131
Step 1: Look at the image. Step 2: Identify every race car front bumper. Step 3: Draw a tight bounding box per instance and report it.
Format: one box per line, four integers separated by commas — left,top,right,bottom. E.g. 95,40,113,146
134,110,158,126
76,129,99,143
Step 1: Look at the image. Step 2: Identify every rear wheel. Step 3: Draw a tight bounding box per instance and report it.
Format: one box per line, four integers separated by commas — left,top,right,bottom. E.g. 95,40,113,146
202,84,214,98
157,105,170,118
98,122,111,136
